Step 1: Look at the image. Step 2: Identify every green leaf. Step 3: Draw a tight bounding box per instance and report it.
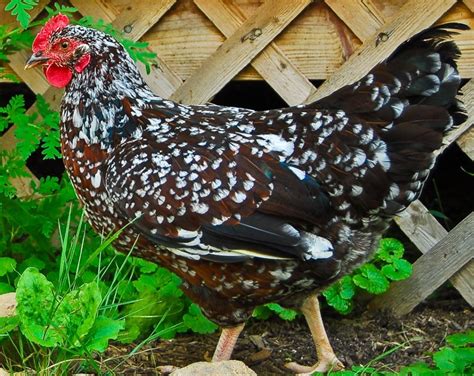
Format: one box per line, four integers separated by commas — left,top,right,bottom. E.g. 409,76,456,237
0,316,19,335
84,315,125,352
0,257,17,276
16,267,61,347
265,302,298,321
36,176,61,195
55,281,102,346
434,347,474,372
17,268,102,347
0,282,15,294
376,238,405,263
381,258,412,281
5,0,38,28
17,256,46,273
252,305,272,320
183,303,218,334
353,264,389,294
323,276,355,314
446,330,474,347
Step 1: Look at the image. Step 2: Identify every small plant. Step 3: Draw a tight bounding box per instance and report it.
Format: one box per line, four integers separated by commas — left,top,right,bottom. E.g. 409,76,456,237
323,238,412,315
322,329,474,376
0,212,217,373
253,238,412,320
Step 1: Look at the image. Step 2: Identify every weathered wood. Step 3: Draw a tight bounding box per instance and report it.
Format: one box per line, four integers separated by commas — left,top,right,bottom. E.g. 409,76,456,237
457,128,474,159
370,213,474,315
325,0,385,40
68,0,119,22
7,49,50,94
195,0,317,105
305,0,457,103
396,201,474,306
463,0,474,12
171,0,312,104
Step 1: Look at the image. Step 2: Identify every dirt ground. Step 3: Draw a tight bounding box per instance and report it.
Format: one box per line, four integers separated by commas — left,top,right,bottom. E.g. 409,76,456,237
101,291,473,375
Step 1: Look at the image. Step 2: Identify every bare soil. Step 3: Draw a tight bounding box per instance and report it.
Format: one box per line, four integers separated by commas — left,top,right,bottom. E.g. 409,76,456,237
101,294,473,375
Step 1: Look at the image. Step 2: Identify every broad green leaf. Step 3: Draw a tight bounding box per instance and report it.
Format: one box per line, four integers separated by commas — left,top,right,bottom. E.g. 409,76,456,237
353,264,389,294
252,305,272,320
323,282,353,315
0,316,19,335
376,238,405,263
446,330,474,347
382,259,412,281
434,347,474,372
0,282,14,294
16,267,62,347
17,268,102,347
183,303,218,334
0,257,16,276
56,281,102,346
265,302,298,321
84,315,125,352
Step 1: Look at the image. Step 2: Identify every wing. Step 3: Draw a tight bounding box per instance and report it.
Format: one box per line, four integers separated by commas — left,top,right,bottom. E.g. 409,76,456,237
104,135,333,262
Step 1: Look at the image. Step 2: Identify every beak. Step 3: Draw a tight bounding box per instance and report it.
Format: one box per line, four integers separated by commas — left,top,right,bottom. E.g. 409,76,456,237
25,52,49,69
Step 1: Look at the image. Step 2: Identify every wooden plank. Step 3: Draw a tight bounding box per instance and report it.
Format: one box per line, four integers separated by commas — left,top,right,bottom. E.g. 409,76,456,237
325,0,385,40
305,0,457,103
171,0,312,104
395,201,474,306
7,50,50,94
68,0,119,22
463,0,474,12
111,0,176,40
369,212,474,316
143,1,361,81
457,127,474,159
195,0,316,105
395,201,448,254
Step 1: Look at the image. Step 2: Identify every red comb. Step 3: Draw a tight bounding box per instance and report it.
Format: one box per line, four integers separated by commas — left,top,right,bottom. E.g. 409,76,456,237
32,14,70,52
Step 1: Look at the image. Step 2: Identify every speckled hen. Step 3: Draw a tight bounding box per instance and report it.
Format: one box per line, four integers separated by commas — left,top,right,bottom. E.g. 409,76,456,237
26,15,467,374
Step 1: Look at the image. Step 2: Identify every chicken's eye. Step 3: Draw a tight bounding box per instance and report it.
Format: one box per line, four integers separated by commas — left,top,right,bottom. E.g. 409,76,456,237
60,41,69,49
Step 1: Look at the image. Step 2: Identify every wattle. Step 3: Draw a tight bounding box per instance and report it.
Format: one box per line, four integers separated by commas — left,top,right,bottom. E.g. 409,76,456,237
44,64,72,88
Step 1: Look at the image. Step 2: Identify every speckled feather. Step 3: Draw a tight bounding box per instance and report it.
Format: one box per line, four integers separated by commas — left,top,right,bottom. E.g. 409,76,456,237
47,21,467,325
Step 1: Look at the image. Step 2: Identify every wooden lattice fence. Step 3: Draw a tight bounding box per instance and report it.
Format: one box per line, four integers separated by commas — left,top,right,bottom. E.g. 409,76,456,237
0,0,473,313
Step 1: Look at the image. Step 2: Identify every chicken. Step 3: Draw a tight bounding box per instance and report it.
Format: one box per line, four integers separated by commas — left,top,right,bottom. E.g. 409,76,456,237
26,14,466,374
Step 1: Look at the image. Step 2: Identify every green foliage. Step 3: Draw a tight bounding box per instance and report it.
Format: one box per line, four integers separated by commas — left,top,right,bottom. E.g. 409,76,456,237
324,238,412,314
4,0,38,28
322,330,474,375
252,301,299,321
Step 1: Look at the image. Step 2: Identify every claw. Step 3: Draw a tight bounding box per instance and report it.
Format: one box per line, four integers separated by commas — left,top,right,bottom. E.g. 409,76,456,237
285,294,345,375
285,356,344,375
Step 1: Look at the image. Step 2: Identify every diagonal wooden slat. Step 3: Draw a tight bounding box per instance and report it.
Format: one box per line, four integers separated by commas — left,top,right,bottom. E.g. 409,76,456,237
463,0,474,11
369,213,474,316
171,0,312,104
305,0,457,103
195,0,317,105
395,201,474,307
325,0,385,40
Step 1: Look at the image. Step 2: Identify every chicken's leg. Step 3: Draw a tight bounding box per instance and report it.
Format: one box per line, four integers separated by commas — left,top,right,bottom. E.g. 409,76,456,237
212,323,245,361
285,294,344,375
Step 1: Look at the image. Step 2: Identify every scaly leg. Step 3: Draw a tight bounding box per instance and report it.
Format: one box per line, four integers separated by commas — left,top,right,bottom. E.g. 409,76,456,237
212,323,245,361
285,294,344,375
